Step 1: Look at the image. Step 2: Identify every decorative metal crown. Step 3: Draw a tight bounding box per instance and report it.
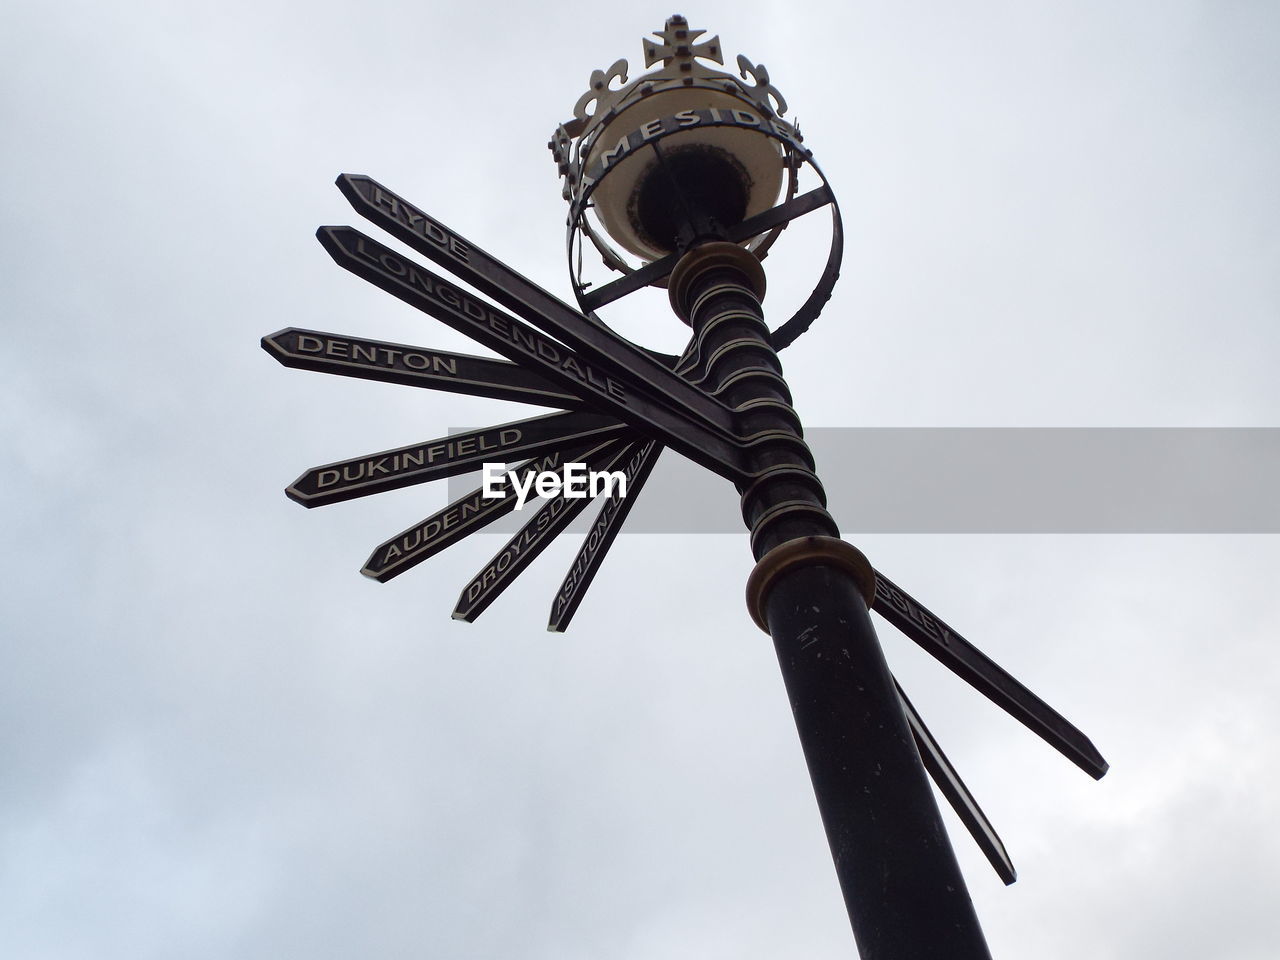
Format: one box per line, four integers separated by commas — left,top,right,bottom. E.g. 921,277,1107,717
549,15,799,203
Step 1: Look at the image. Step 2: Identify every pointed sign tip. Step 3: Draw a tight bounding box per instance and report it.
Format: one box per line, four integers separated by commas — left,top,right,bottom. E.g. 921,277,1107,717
260,330,300,364
360,561,397,583
315,225,346,247
335,174,373,207
1069,739,1110,780
284,486,315,508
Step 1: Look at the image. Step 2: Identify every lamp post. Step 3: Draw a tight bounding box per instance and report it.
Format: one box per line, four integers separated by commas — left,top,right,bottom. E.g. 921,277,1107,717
551,17,992,959
267,14,1107,958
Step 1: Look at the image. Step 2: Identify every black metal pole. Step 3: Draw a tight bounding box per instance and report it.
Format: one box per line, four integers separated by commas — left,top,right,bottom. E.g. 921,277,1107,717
668,243,992,960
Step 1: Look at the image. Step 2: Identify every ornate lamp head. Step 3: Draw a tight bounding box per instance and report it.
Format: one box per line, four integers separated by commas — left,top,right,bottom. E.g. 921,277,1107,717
551,15,801,263
551,16,842,355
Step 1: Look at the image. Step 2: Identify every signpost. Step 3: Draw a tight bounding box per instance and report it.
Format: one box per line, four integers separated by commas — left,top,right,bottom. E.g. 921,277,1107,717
338,173,745,427
453,439,634,623
547,438,662,632
317,225,752,484
361,439,615,582
895,681,1017,885
263,327,587,409
873,571,1108,779
263,17,1108,960
285,408,627,507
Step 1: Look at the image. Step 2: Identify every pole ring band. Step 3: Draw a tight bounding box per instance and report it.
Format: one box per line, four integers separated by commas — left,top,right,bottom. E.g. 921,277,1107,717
690,286,764,321
745,537,877,633
747,501,839,556
733,397,803,432
702,338,781,378
689,311,773,356
738,431,816,469
738,464,828,509
668,241,767,321
710,368,792,400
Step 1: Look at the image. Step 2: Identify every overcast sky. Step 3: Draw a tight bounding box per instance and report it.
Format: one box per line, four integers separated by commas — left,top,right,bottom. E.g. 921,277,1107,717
2,2,1278,958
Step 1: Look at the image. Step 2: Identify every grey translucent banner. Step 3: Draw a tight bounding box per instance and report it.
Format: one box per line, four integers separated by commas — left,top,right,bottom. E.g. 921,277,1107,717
448,428,1280,533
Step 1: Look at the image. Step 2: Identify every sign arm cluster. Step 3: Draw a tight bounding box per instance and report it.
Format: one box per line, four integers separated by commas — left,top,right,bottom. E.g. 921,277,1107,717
872,571,1109,780
895,679,1017,885
452,439,636,623
336,175,744,443
362,439,624,583
266,174,1107,888
316,224,751,485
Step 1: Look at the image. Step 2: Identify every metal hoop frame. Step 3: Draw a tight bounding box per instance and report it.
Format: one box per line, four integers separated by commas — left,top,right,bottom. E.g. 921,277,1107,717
563,112,844,366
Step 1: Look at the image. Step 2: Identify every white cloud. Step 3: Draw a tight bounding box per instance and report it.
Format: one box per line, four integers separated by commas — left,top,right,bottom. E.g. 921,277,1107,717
2,2,1277,958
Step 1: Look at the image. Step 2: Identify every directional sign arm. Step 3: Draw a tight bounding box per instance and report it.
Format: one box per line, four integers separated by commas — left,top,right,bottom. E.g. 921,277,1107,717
895,678,1017,885
262,327,586,409
335,174,742,441
316,225,750,485
286,409,627,508
873,571,1109,780
453,440,636,623
548,439,664,633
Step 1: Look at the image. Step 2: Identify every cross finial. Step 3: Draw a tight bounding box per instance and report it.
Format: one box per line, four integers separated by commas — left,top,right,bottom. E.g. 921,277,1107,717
642,15,722,72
